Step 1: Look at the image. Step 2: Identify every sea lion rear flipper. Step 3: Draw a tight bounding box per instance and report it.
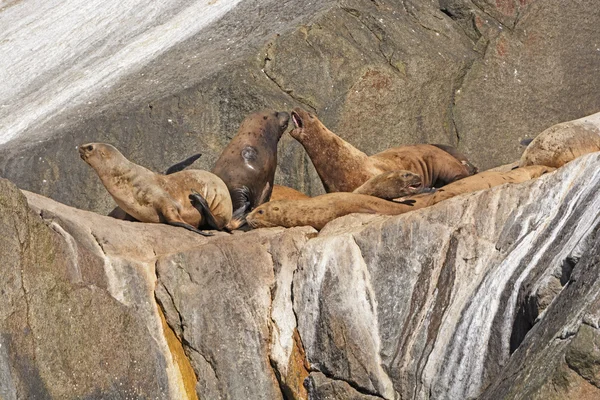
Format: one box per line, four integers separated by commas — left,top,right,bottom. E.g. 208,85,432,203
164,153,202,175
167,220,214,237
108,206,138,221
189,191,227,231
392,199,416,206
520,138,534,147
257,182,272,205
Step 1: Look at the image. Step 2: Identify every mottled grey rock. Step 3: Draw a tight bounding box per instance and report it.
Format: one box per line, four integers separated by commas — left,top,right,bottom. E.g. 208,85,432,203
455,0,600,170
0,178,173,399
293,152,600,399
305,371,382,400
5,1,600,214
155,226,314,399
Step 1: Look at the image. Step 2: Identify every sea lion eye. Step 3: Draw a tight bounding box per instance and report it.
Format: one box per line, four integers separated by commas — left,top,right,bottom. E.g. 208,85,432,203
87,145,94,151
258,210,264,214
263,116,268,120
273,207,279,211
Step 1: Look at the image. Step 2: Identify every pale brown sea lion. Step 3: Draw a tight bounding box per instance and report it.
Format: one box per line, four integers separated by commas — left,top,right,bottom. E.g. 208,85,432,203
79,143,232,236
109,153,204,221
352,170,426,200
212,110,290,229
246,165,554,230
519,112,600,168
270,185,310,201
289,108,474,192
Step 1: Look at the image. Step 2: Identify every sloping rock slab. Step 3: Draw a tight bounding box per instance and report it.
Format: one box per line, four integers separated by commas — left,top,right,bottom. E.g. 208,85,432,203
293,152,600,399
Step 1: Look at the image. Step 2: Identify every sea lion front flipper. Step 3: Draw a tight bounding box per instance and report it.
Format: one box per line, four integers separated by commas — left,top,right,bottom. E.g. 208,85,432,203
256,182,272,205
164,153,202,175
167,220,214,237
189,191,225,231
231,186,252,219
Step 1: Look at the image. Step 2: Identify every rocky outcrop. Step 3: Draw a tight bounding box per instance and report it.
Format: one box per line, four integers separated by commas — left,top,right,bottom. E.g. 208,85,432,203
1,151,599,399
2,0,600,212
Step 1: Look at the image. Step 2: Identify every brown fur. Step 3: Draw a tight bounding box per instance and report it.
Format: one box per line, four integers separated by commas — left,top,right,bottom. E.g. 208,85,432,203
289,108,474,192
246,165,554,230
212,110,290,229
270,185,310,201
520,113,600,168
80,143,232,231
352,170,423,200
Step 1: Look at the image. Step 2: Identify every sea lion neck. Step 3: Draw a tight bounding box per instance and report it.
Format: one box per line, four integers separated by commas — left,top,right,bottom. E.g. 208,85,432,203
293,122,371,192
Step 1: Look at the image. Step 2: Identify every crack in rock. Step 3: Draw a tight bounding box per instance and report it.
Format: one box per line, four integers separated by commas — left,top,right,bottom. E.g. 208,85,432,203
262,41,318,113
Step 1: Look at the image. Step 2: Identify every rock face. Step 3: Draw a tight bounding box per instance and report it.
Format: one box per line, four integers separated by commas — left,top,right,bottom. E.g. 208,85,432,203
1,0,600,212
1,151,599,399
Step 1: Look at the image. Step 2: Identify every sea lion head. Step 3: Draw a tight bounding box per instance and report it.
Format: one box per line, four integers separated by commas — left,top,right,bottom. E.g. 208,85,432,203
239,110,290,144
79,142,128,174
289,107,325,141
246,202,283,229
379,170,424,194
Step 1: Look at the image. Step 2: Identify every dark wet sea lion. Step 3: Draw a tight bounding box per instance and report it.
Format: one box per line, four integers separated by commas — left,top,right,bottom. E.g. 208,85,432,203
246,165,554,230
289,108,474,192
80,143,232,236
212,110,290,229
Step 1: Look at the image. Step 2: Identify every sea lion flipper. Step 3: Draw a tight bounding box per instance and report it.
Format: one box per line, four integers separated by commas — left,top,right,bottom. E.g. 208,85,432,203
189,191,225,231
392,199,416,206
167,220,214,237
164,153,202,175
231,186,252,219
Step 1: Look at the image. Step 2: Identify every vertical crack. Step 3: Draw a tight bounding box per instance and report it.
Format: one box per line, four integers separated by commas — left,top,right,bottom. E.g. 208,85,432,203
262,41,318,114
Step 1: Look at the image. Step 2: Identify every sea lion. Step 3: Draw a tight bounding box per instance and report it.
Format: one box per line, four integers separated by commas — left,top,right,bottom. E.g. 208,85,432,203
109,153,204,221
80,143,232,236
246,165,554,230
289,107,475,192
352,170,427,200
270,185,310,201
520,112,600,168
212,110,290,229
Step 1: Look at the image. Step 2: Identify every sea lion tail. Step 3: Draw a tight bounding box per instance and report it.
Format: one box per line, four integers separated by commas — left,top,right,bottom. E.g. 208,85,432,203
520,138,534,147
164,153,202,174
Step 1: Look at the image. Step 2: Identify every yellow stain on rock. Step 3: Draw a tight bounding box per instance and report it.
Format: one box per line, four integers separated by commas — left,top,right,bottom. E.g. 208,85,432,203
158,307,199,400
283,329,310,400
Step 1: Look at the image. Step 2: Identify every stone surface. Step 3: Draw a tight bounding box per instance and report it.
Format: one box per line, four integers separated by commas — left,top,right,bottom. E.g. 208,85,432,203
293,152,600,399
2,146,600,398
2,1,599,213
0,178,182,399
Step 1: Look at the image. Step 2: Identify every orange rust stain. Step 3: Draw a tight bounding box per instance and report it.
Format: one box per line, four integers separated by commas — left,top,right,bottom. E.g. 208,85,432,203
475,15,484,30
158,307,199,400
495,0,516,16
496,37,508,57
362,69,393,91
283,329,310,400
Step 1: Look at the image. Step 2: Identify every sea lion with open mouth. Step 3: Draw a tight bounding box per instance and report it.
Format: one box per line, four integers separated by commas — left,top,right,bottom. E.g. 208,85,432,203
80,143,232,236
289,107,475,192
